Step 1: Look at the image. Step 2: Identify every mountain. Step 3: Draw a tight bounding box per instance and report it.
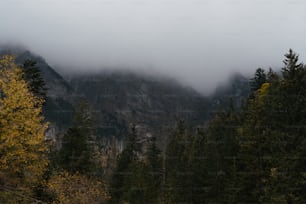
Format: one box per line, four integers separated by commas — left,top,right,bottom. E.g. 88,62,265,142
0,48,74,137
0,47,251,152
210,72,251,111
68,70,211,150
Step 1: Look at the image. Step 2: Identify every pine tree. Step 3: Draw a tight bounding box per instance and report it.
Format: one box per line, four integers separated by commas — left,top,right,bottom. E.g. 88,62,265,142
250,68,267,92
145,136,162,203
58,101,100,176
22,59,47,101
109,125,140,203
236,50,306,203
187,129,209,203
162,120,193,203
282,49,304,81
200,104,240,203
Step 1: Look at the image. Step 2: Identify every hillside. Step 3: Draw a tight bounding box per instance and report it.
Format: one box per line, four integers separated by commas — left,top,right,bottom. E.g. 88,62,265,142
68,71,211,149
0,47,251,151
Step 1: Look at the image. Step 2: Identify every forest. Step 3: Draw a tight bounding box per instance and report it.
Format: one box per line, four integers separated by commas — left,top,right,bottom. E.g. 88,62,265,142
0,49,305,203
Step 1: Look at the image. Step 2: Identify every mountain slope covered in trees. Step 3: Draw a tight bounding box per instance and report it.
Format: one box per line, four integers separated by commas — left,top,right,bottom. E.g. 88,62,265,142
0,47,218,151
109,49,306,203
1,46,304,203
68,71,211,150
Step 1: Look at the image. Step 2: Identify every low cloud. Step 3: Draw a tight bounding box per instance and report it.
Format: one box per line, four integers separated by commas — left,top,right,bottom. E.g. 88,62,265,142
1,0,306,94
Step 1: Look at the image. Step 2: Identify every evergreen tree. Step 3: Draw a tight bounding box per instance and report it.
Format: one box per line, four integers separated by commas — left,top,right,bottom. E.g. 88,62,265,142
112,132,163,204
187,129,209,203
200,104,240,203
22,59,47,101
109,125,140,203
58,101,100,176
237,49,306,203
282,49,304,81
162,120,193,203
237,82,276,202
145,136,163,203
121,161,149,204
250,68,266,92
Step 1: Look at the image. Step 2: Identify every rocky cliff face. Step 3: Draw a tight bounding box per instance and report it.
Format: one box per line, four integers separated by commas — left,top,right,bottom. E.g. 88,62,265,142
69,71,211,149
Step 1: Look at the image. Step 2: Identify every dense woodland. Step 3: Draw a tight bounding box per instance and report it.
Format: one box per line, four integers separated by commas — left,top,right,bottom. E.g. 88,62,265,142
0,49,305,203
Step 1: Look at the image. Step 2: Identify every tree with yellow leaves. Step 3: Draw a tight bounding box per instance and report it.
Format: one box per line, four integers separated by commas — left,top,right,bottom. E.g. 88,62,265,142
47,171,110,204
0,55,48,203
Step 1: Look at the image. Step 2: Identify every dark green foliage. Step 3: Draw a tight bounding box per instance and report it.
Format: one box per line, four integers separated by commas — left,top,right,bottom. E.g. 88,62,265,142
42,48,306,203
195,107,240,203
57,101,100,176
22,59,47,100
43,97,74,128
157,49,305,203
59,127,94,173
250,68,266,92
109,125,140,203
282,49,304,81
236,49,306,203
145,136,163,203
110,126,163,204
162,121,194,203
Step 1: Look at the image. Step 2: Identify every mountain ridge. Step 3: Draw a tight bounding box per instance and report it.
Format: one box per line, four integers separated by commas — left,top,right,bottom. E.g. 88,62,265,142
0,47,251,152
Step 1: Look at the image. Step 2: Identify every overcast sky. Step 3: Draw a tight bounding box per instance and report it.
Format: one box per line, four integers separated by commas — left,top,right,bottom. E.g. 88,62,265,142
1,0,306,94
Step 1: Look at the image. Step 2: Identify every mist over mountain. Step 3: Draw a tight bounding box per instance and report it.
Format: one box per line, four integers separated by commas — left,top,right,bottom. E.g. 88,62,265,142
69,70,212,148
0,47,251,152
2,0,306,95
1,1,305,202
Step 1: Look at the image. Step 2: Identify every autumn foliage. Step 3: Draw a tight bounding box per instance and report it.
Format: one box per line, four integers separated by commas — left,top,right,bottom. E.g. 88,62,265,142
47,171,110,204
0,55,48,202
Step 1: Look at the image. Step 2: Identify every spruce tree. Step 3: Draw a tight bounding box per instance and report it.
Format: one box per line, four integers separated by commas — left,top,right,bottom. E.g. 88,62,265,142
163,120,193,203
145,136,162,203
282,49,303,81
109,125,140,203
237,50,306,203
201,105,240,203
22,59,47,101
250,68,266,92
58,101,99,176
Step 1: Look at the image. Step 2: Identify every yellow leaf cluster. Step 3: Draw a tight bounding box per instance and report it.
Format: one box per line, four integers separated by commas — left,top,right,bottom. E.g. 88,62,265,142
257,82,270,102
47,171,110,204
0,55,48,200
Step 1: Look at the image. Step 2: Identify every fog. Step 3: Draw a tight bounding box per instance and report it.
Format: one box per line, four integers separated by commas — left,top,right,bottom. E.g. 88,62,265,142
1,0,306,94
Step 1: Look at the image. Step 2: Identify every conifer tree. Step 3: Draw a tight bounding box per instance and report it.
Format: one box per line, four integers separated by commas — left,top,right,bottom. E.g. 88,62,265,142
237,50,306,203
282,49,304,81
145,136,162,203
58,101,100,175
22,59,47,101
250,68,266,92
200,104,240,203
162,120,193,203
109,125,139,203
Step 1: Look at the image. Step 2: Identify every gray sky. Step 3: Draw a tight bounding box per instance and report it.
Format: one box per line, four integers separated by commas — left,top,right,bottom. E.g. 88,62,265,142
1,0,306,94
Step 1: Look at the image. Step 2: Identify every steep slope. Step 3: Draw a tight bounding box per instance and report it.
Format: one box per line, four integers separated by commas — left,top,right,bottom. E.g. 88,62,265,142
15,51,72,97
69,70,211,149
0,47,251,151
0,48,74,133
210,72,251,111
